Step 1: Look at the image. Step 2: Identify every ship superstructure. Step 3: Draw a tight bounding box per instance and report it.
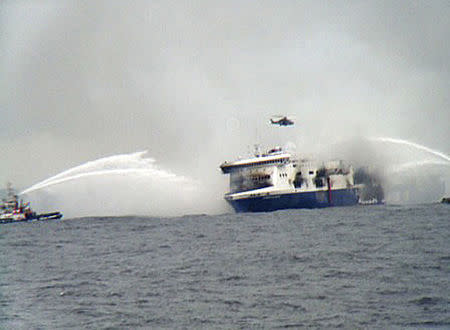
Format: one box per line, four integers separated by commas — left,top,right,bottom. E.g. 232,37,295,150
220,147,360,212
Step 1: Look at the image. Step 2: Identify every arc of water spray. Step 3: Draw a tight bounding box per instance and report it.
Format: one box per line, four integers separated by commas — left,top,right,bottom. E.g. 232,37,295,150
21,169,191,195
369,137,450,163
20,151,195,195
389,160,450,173
30,151,152,189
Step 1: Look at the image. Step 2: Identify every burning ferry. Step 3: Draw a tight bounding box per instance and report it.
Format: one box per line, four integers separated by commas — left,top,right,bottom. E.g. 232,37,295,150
220,146,361,212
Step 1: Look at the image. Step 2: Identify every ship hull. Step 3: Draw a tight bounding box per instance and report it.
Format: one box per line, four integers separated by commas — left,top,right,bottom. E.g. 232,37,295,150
226,188,359,213
0,212,63,224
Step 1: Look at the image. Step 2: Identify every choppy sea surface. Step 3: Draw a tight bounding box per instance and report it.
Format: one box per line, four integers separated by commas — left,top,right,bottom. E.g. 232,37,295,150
0,204,449,329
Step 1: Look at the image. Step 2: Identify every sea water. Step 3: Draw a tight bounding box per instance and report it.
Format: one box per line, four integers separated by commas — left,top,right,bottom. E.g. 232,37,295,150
0,204,448,329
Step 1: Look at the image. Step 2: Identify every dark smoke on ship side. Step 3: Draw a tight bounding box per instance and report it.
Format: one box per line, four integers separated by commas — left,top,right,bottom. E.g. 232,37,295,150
354,167,385,204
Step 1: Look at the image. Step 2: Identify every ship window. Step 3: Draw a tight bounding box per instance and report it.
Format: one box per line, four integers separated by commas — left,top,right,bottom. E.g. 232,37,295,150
309,171,314,175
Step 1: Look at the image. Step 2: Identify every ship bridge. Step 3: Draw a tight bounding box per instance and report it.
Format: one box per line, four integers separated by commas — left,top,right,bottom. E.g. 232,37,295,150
220,153,291,174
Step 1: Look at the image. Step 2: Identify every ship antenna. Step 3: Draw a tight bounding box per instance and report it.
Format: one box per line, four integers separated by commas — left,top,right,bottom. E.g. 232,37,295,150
254,144,261,157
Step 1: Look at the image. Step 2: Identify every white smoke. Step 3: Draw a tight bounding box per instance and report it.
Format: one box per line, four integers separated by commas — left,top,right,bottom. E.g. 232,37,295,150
370,137,450,163
388,160,450,174
21,151,227,218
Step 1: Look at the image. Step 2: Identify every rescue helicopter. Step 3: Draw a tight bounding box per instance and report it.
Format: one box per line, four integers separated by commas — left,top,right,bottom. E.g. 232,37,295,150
269,115,295,126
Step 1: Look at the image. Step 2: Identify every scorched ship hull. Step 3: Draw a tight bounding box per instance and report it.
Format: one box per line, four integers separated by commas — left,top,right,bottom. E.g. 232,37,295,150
226,188,359,213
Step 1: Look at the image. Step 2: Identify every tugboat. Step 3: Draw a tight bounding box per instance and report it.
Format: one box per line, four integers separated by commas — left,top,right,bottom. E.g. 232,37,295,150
0,183,62,224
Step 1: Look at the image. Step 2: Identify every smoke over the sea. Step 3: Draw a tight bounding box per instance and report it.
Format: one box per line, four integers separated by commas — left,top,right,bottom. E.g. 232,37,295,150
318,136,450,204
21,151,226,218
2,1,449,215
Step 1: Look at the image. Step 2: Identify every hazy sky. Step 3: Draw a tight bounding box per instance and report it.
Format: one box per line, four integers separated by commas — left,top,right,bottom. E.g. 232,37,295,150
1,0,449,189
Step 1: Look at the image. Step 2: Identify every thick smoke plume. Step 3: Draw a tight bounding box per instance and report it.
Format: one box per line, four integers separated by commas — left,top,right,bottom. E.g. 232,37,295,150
2,2,449,215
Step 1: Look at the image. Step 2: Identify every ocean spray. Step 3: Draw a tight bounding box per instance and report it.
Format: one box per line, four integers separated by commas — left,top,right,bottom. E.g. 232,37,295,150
21,151,225,218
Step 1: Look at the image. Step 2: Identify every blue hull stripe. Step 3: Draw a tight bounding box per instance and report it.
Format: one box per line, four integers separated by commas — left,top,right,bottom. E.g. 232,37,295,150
227,188,359,212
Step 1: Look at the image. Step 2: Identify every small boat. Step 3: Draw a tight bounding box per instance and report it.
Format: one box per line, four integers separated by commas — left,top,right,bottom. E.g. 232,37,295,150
441,197,450,204
0,183,62,224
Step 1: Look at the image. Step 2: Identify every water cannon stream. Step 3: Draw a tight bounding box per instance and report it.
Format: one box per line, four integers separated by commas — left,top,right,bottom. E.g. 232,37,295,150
20,151,224,217
369,137,450,163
